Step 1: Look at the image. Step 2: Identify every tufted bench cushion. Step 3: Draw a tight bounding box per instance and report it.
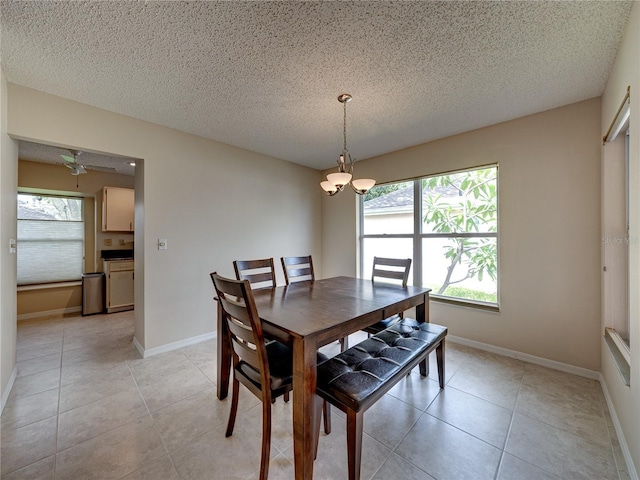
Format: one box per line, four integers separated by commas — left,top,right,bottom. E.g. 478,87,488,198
317,320,447,413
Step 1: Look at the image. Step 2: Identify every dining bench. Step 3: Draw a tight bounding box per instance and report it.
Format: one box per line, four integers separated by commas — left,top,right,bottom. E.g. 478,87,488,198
316,319,447,480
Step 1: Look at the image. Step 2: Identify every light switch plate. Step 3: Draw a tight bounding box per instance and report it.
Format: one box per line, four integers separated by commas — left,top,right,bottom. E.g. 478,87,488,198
9,239,16,254
158,238,167,250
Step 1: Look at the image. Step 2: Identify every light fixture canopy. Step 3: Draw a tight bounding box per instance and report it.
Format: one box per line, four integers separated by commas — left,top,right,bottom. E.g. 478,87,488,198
320,94,375,196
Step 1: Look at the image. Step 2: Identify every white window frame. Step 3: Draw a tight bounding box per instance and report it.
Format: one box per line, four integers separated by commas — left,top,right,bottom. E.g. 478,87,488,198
359,165,499,310
17,192,85,286
603,87,631,385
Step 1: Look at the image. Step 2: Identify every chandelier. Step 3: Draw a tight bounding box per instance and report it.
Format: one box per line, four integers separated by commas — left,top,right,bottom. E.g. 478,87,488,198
320,94,376,196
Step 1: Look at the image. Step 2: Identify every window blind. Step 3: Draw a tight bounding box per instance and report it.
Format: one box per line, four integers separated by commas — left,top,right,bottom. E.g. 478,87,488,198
17,194,84,286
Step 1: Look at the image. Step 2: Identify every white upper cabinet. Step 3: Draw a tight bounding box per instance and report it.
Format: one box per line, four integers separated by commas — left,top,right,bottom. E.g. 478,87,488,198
102,186,134,232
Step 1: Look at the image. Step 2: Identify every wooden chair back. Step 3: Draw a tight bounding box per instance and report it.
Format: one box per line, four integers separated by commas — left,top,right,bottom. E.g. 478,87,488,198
233,258,276,290
372,257,412,287
210,272,271,399
281,255,315,285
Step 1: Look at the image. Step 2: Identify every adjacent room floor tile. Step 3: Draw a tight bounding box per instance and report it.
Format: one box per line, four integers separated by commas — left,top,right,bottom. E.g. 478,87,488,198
10,368,60,399
1,388,59,430
55,415,166,480
57,387,150,451
1,455,55,480
1,416,57,476
151,387,230,452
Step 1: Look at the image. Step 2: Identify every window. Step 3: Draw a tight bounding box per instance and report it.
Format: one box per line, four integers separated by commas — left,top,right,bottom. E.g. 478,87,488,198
17,193,84,285
360,165,498,307
603,87,631,384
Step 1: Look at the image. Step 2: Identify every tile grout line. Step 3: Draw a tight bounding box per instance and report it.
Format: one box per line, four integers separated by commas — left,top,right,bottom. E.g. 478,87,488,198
374,354,461,479
491,364,525,480
115,327,184,479
53,319,68,480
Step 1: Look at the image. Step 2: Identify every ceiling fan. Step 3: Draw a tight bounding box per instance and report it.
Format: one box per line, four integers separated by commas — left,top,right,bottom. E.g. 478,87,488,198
60,150,118,175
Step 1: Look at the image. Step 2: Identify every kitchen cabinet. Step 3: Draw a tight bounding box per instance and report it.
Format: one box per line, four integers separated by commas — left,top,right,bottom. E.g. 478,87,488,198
102,186,134,232
104,260,134,313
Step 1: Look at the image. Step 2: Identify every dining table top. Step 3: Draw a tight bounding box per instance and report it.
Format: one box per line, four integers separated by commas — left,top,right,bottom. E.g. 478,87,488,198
251,275,431,341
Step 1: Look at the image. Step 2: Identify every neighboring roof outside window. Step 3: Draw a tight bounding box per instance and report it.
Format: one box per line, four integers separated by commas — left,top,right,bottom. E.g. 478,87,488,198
364,183,461,215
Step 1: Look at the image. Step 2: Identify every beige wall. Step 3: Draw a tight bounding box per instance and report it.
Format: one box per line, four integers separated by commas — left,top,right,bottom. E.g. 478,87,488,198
17,285,81,318
323,98,602,372
7,84,323,352
1,68,18,410
601,2,640,476
17,160,135,317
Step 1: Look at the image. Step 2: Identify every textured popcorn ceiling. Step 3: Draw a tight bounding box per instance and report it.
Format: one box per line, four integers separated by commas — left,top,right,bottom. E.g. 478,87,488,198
0,1,633,171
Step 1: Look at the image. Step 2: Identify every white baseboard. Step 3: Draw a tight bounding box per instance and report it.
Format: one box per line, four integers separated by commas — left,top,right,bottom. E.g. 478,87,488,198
133,331,216,358
1,366,18,413
599,374,639,480
132,336,145,358
17,306,82,321
447,335,600,380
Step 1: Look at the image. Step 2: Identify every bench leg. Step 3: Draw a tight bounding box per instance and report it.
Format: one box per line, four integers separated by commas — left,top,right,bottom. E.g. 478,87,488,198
346,410,363,480
323,400,331,434
436,341,445,389
419,357,428,376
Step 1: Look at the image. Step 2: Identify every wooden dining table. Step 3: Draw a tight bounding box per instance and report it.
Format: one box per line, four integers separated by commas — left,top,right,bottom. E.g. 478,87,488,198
216,276,431,480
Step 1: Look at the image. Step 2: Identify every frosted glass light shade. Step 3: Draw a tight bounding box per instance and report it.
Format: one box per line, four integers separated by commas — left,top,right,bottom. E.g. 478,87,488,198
320,180,338,193
327,172,352,187
351,178,376,194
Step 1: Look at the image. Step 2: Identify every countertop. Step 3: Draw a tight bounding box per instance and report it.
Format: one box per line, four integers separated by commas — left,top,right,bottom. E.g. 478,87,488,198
101,249,134,261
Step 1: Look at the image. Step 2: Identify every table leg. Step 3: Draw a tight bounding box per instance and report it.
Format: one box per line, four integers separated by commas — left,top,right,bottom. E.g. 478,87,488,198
216,299,232,400
416,293,428,324
292,336,318,480
416,294,430,377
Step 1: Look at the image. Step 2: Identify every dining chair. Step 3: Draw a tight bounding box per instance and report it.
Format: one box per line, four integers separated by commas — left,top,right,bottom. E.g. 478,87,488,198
281,255,347,352
281,255,315,285
233,258,276,290
210,272,330,480
363,257,412,335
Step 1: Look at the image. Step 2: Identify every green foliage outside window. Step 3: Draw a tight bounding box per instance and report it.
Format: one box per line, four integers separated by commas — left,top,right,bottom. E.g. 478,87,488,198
422,167,498,301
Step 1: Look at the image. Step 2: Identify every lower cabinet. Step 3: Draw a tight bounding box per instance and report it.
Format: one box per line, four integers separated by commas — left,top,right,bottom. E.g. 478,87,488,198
104,260,134,313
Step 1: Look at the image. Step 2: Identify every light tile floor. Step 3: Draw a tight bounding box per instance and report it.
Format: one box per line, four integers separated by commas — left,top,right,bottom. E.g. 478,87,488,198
0,311,631,480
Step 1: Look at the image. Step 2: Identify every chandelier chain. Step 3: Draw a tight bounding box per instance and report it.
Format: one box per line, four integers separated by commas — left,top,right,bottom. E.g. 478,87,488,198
343,100,348,153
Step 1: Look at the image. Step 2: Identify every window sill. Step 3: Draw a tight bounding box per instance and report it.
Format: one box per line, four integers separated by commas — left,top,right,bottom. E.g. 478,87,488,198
604,327,631,386
430,294,500,313
18,281,82,292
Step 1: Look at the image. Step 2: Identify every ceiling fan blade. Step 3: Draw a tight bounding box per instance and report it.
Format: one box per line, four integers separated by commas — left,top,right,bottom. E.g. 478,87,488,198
61,154,76,164
85,165,118,173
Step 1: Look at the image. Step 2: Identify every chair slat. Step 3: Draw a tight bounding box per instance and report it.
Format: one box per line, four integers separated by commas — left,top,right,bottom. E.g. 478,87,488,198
364,257,413,337
372,257,412,287
281,255,315,285
243,272,276,285
372,268,406,281
234,258,276,289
